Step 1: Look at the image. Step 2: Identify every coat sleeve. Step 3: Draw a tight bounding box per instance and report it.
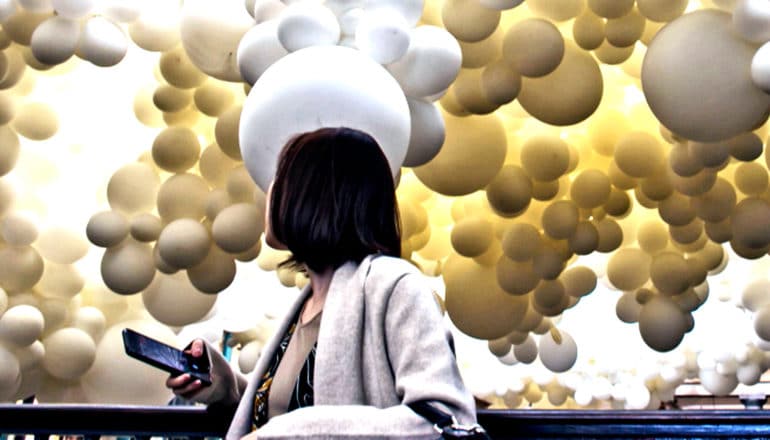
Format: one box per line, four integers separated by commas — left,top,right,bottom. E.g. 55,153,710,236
254,273,477,440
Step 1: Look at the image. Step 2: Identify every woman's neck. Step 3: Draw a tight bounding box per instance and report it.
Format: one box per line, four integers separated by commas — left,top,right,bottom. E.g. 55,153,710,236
301,266,334,324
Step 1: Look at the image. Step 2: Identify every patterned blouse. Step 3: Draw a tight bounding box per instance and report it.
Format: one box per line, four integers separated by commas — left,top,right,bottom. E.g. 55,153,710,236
252,309,317,430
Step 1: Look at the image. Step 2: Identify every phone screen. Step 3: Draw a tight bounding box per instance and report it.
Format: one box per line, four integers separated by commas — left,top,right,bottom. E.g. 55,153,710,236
122,328,211,385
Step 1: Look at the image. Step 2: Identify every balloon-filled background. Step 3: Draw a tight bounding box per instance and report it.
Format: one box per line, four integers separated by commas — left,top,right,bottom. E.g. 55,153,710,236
2,0,770,410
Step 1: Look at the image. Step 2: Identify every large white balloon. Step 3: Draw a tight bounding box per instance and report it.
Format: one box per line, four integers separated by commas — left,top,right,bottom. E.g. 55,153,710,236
403,98,445,167
240,45,410,191
30,16,80,65
79,16,128,67
180,0,254,81
0,305,44,347
539,329,578,373
733,0,770,43
387,25,462,99
237,19,289,86
355,9,410,64
751,41,770,93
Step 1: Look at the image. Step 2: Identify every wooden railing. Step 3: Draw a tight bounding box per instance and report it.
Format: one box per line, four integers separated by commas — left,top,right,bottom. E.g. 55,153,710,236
3,405,770,439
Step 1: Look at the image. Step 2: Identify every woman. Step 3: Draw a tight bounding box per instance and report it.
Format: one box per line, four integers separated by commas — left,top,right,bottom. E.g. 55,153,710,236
167,127,477,439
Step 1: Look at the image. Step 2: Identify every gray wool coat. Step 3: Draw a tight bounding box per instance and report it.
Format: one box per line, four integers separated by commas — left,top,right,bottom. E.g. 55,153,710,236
196,255,477,439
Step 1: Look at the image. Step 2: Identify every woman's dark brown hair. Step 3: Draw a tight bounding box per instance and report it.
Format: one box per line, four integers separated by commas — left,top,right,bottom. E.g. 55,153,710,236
269,127,401,273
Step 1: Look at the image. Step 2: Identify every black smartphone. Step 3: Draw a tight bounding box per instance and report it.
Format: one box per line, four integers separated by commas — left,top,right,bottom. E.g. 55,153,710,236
122,328,211,385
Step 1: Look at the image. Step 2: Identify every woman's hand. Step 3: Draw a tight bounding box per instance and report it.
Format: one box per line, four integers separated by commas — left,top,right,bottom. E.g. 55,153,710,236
165,339,208,399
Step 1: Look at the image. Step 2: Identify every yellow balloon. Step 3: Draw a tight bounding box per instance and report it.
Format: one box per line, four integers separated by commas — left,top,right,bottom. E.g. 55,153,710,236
614,131,664,178
502,18,564,78
451,216,494,257
496,256,540,295
157,173,210,222
520,135,570,181
107,163,160,215
607,248,651,291
570,169,611,209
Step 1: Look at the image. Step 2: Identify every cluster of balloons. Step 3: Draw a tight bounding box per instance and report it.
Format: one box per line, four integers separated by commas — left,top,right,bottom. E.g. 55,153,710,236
2,0,770,408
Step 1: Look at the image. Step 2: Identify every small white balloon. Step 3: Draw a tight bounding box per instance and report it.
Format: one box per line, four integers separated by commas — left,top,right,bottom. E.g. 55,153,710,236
277,1,340,52
237,19,289,86
539,329,578,373
79,16,128,67
253,0,285,22
387,25,462,98
354,9,410,64
30,16,80,65
99,0,143,23
338,7,363,36
52,0,94,19
513,334,538,364
751,41,770,93
0,345,20,400
363,0,423,26
0,305,44,347
734,0,770,43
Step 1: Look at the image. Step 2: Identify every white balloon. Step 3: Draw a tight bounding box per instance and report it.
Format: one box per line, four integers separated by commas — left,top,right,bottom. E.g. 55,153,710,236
277,1,340,52
478,0,523,10
79,16,128,67
0,305,44,347
387,25,462,99
52,0,94,19
403,98,444,167
734,0,770,43
128,9,180,51
751,41,770,93
354,9,410,64
699,369,738,396
742,278,770,311
737,362,762,385
30,16,80,65
625,382,651,409
237,19,289,86
239,45,410,191
539,329,578,373
338,7,363,36
99,0,142,23
180,0,254,81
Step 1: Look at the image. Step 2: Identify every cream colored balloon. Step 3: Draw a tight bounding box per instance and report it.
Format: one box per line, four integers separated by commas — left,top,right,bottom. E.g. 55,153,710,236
650,252,690,296
590,111,631,157
640,170,673,202
705,218,732,243
42,328,95,380
532,243,567,280
639,295,688,352
128,11,180,52
594,40,635,65
596,218,623,253
129,213,162,243
0,345,20,400
0,305,43,346
71,306,106,341
532,180,560,201
1,213,37,246
513,335,537,364
636,220,668,254
501,223,541,261
157,218,210,269
658,193,695,226
636,0,687,22
82,320,176,404
187,244,236,293
570,169,610,209
539,328,578,373
519,42,603,126
486,165,531,217
33,228,86,266
669,219,703,245
4,10,50,45
614,131,664,178
452,68,499,115
142,271,217,326
101,239,155,295
36,262,84,299
158,46,207,89
533,279,566,313
605,8,645,48
607,248,651,291
152,84,192,113
502,18,564,78
199,144,239,188
86,210,129,248
735,162,769,195
451,217,494,257
732,197,770,249
588,0,633,18
238,340,262,374
669,142,703,177
180,0,253,81
414,112,506,196
729,132,763,161
79,16,128,67
227,165,259,204
157,173,210,222
0,245,43,294
214,105,242,161
690,177,736,223
481,60,521,106
151,127,200,173
689,140,730,169
572,10,605,51
212,203,264,254
568,221,599,255
527,0,584,21
603,188,631,218
459,29,502,68
642,10,770,142
194,82,234,117
496,256,540,295
12,102,57,141
520,135,570,182
444,254,529,339
441,0,500,43
107,162,160,215
541,200,579,241
561,266,597,298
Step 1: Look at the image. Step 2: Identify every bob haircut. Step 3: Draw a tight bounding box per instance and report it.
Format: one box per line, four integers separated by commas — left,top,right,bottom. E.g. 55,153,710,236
269,127,401,273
